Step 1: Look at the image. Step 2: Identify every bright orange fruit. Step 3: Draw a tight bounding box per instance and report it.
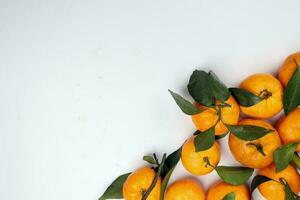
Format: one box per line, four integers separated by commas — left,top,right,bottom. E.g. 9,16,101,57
123,167,161,200
239,73,283,119
165,179,205,200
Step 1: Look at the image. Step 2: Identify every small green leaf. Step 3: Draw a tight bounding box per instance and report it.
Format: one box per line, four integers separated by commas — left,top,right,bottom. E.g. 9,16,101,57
168,90,203,115
274,142,299,172
292,153,300,169
99,173,131,200
227,125,273,141
215,131,229,140
194,127,215,151
250,175,273,193
143,155,157,165
208,71,230,101
283,67,300,115
215,166,254,186
229,88,262,107
284,182,296,200
188,70,214,106
223,192,236,200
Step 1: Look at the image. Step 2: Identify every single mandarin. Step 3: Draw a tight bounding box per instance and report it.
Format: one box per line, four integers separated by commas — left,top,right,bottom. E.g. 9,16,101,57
192,96,240,135
258,164,300,200
181,136,221,175
278,51,300,87
123,167,161,200
206,181,250,200
165,179,205,200
276,108,300,152
239,73,283,119
229,119,281,169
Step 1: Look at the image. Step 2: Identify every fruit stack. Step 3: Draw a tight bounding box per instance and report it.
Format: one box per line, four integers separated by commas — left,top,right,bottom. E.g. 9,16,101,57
99,52,300,200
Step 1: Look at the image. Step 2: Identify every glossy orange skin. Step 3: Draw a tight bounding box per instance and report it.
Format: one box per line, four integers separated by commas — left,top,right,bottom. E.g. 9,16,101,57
278,51,300,87
229,119,281,169
276,108,300,152
123,167,161,200
206,181,250,200
192,96,240,135
165,179,205,200
239,73,283,119
181,136,221,175
258,164,300,200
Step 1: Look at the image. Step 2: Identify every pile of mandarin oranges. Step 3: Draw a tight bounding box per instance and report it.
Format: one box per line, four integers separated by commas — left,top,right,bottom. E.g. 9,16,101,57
100,52,300,200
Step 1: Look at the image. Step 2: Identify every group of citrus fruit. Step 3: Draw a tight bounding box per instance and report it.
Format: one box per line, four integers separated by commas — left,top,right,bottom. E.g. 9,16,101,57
99,52,300,200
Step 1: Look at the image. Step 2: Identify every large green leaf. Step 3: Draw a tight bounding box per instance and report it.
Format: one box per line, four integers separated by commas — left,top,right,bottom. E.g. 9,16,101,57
194,127,215,151
168,90,203,115
274,142,299,172
208,71,231,101
227,125,273,141
223,192,235,200
284,182,296,200
250,175,273,193
215,166,254,186
283,67,300,115
160,167,175,200
187,70,214,106
160,148,181,200
229,88,262,107
99,173,131,200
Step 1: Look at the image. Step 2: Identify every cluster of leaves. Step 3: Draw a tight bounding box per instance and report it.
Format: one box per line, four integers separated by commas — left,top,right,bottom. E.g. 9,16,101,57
98,148,181,200
169,70,279,189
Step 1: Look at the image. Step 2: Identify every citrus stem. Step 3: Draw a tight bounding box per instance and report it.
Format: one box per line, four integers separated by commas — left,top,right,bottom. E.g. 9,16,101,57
247,143,266,156
203,156,215,169
258,89,272,100
142,153,166,200
292,153,300,169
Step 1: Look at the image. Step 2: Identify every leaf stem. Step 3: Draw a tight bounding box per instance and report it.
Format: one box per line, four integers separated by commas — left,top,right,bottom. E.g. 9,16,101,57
142,154,166,200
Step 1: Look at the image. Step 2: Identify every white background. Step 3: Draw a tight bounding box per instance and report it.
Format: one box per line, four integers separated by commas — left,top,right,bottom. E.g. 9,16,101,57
1,0,300,199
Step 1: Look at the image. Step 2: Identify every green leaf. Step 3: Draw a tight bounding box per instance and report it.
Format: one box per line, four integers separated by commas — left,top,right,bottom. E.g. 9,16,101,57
160,167,175,200
292,153,300,169
284,182,296,200
168,90,203,115
283,67,300,115
194,127,215,151
143,155,157,165
274,142,299,172
223,192,235,200
215,166,254,186
215,131,229,140
208,71,230,101
229,88,262,107
99,173,131,200
250,175,273,193
188,70,214,106
227,125,273,141
160,148,181,200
